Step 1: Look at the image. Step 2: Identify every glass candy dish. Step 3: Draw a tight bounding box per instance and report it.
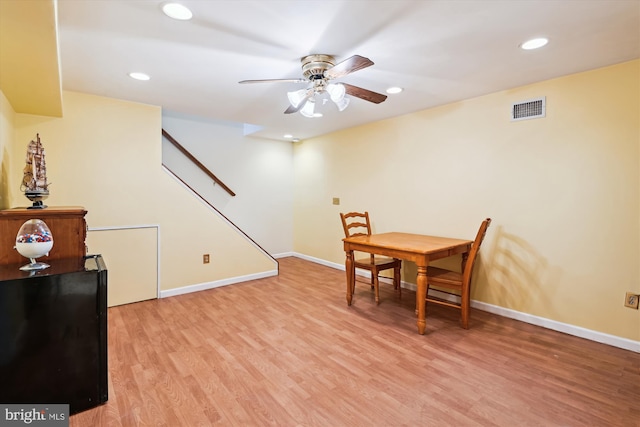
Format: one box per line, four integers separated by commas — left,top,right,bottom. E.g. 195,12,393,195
14,219,54,271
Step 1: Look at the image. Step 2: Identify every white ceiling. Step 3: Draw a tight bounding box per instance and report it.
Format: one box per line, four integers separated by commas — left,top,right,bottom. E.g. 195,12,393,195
56,0,639,142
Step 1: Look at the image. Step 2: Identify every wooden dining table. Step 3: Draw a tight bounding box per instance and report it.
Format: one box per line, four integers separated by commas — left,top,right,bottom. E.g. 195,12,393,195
343,232,473,334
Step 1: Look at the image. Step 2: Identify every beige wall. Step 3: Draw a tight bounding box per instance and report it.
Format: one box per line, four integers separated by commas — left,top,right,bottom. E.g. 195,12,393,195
0,90,15,210
293,60,640,341
8,90,275,292
0,0,62,117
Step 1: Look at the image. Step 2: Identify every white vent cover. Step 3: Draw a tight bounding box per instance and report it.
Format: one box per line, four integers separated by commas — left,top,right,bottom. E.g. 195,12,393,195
511,97,546,121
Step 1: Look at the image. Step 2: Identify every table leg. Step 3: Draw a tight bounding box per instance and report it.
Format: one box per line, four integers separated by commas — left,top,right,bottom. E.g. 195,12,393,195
416,265,427,334
345,250,354,305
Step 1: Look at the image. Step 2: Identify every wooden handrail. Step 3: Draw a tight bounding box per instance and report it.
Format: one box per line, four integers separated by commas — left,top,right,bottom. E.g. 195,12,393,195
162,129,236,197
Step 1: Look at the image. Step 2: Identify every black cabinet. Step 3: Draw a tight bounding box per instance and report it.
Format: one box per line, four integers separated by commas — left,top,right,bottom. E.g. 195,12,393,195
0,255,107,414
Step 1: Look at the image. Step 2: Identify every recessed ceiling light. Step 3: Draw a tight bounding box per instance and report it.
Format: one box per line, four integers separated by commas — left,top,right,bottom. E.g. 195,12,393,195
313,113,323,118
386,87,403,94
129,72,150,81
520,37,549,50
162,3,193,20
292,138,300,143
283,134,293,139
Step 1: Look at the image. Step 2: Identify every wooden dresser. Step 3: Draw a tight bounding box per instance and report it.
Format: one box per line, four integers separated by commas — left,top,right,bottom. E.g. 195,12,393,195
0,206,87,266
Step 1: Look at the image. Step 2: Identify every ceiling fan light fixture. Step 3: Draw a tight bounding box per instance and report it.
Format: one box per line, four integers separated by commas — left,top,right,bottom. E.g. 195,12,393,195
335,97,350,112
287,89,308,108
300,100,316,118
327,83,346,103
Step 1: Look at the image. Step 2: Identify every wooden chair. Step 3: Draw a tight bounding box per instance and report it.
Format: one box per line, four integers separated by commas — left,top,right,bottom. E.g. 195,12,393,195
340,212,402,304
426,218,491,329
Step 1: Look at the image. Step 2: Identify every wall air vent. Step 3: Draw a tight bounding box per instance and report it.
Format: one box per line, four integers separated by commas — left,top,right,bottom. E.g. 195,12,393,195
511,97,546,121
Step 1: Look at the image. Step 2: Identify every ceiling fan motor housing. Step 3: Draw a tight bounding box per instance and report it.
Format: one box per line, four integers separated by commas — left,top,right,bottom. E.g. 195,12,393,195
301,54,336,80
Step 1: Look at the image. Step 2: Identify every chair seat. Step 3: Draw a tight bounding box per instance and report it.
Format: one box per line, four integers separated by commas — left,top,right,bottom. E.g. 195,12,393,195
426,267,463,311
354,256,399,269
427,266,462,288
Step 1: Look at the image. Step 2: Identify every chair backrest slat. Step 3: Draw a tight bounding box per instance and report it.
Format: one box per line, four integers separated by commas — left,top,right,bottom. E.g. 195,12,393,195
340,212,372,238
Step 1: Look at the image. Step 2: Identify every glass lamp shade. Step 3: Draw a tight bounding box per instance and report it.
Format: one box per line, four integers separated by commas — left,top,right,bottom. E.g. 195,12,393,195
300,99,316,118
335,97,350,111
287,89,308,108
327,83,349,111
327,83,346,102
14,219,54,271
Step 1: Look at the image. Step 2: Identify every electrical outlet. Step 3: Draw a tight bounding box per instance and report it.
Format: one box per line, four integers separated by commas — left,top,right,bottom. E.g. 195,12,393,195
332,197,340,205
203,254,210,264
624,292,639,309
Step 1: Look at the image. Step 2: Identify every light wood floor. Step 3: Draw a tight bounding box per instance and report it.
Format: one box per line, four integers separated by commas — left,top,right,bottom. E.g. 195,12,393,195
71,256,639,426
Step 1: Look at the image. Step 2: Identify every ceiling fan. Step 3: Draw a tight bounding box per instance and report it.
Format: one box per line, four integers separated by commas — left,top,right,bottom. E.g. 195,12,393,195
239,54,387,117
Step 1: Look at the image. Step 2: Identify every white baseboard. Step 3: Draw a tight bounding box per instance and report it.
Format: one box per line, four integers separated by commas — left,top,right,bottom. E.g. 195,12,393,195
159,269,278,298
291,252,640,353
471,300,640,353
272,251,295,259
292,252,343,269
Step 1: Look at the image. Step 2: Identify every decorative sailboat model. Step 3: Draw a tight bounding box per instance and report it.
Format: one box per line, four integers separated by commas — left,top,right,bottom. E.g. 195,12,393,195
21,134,50,209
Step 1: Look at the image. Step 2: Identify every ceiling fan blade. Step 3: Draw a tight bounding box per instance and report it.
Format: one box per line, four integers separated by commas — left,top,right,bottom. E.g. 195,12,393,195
239,78,307,84
284,104,301,114
324,55,374,80
343,83,387,104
